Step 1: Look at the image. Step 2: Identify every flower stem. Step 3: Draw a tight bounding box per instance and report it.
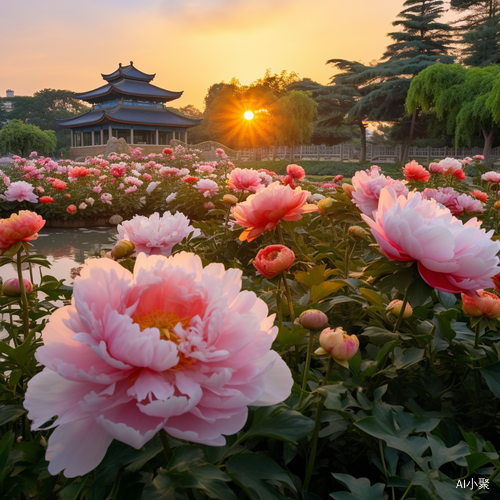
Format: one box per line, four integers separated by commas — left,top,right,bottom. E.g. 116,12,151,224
281,272,295,322
299,330,315,405
474,322,481,349
328,216,337,240
159,429,172,463
379,440,395,500
22,242,34,284
322,357,334,386
16,249,30,338
303,393,324,491
393,289,409,333
275,275,283,328
276,223,285,245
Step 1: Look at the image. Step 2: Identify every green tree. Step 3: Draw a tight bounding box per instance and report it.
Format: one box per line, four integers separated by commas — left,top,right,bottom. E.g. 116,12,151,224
273,90,318,160
0,119,57,157
451,0,500,66
7,89,89,156
407,63,500,158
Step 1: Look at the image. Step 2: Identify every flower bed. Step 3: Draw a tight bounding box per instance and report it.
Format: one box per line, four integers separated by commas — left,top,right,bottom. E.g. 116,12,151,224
2,154,500,499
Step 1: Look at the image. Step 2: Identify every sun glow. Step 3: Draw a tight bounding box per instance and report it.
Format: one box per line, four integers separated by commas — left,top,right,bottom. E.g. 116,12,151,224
244,111,254,120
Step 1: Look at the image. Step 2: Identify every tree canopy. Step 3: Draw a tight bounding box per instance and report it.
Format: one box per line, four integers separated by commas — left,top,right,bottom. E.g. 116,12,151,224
0,119,57,157
407,63,500,158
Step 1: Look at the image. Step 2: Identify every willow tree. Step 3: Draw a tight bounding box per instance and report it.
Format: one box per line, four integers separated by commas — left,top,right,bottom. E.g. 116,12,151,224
451,0,500,66
273,91,318,161
407,64,500,159
0,119,57,157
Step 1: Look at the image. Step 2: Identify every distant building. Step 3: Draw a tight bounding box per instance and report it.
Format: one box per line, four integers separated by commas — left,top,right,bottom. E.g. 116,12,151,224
56,62,202,159
4,90,14,112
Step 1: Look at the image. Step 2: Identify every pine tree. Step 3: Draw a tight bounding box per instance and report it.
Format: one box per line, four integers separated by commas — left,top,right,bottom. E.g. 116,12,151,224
451,0,500,66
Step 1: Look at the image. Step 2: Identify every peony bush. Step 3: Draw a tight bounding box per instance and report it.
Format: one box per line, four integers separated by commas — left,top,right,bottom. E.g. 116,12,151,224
2,153,500,498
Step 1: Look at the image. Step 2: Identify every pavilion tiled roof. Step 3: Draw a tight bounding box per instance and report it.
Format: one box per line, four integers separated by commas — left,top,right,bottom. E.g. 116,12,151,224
102,62,155,82
56,105,201,128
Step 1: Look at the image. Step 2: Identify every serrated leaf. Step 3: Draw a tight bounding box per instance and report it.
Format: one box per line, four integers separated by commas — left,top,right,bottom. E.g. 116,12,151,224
330,473,388,500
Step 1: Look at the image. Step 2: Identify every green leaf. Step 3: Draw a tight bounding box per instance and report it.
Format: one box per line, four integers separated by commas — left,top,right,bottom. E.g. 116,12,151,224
226,453,294,500
480,362,500,399
361,327,399,346
317,384,348,410
311,281,346,302
330,473,388,500
392,347,425,370
295,265,334,288
407,277,433,307
465,452,498,473
427,434,469,470
0,405,27,426
244,409,314,444
0,431,14,483
273,324,308,351
358,288,383,306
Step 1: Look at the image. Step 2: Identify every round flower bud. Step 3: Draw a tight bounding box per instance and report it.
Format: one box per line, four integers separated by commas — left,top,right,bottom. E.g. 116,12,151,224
494,201,500,211
342,183,355,199
348,226,369,240
223,194,239,206
386,300,413,319
2,278,33,297
111,240,136,260
317,197,334,215
319,327,359,363
253,245,295,279
461,290,500,319
298,309,328,330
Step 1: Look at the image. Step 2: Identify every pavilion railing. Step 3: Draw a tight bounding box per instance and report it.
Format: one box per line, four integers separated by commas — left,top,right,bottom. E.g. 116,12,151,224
232,144,500,162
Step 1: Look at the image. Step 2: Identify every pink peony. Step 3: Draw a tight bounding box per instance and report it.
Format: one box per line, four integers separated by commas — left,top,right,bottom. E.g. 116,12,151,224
117,211,201,256
439,157,463,175
24,252,292,477
101,193,113,204
403,160,430,182
351,168,408,216
3,181,38,203
482,171,500,183
453,193,485,215
362,187,500,295
286,164,306,180
429,162,444,173
68,167,90,178
422,187,459,213
0,211,45,252
474,155,485,161
334,174,344,183
228,168,262,193
203,201,215,210
125,186,138,194
470,190,488,203
195,179,219,198
233,182,318,242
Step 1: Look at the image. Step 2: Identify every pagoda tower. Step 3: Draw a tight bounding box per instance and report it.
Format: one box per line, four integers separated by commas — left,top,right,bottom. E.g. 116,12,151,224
57,62,201,159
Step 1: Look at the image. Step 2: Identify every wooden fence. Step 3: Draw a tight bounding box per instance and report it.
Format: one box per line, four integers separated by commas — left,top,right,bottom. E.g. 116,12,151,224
234,144,500,162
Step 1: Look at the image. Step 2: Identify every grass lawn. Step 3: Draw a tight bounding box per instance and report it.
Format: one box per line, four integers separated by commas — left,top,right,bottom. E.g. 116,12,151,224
232,160,404,180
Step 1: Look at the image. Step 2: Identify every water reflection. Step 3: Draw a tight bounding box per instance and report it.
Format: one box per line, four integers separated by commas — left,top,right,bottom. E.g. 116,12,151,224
1,227,117,284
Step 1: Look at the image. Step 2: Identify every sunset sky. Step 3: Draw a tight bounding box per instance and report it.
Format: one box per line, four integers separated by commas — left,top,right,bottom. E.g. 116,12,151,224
1,0,458,110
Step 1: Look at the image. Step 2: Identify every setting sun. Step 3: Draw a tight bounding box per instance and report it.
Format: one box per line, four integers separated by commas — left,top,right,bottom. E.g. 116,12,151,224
244,110,254,120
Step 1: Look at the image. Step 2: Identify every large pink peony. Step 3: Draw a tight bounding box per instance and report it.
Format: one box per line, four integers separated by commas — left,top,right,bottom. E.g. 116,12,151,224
117,211,201,256
351,167,408,216
362,187,500,295
233,182,317,242
2,181,38,203
228,168,262,193
24,252,293,477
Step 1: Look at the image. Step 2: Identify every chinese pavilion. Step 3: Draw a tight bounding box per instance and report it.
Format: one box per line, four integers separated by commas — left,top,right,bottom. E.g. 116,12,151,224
57,62,202,159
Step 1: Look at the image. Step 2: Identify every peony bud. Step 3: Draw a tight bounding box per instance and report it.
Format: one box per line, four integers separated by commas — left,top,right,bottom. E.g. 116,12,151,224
386,300,413,319
342,183,355,198
494,201,500,211
111,240,136,259
2,278,33,296
348,226,369,240
223,194,239,206
319,327,359,367
317,197,334,215
461,290,500,319
298,309,328,330
253,245,295,279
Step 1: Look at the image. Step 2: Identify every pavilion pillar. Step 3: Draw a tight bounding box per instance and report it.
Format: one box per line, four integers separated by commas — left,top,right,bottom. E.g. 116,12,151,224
70,130,74,148
91,129,95,146
184,130,187,143
100,129,104,145
80,132,84,147
172,130,176,141
109,124,112,138
130,127,134,145
155,129,159,145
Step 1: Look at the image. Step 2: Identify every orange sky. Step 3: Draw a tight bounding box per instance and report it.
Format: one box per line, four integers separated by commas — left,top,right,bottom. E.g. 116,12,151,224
0,0,458,110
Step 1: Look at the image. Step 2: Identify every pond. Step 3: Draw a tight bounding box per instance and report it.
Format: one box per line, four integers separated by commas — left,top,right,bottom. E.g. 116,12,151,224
1,227,118,284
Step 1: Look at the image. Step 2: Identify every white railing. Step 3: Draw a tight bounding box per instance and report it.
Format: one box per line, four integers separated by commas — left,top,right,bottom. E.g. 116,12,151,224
234,144,500,162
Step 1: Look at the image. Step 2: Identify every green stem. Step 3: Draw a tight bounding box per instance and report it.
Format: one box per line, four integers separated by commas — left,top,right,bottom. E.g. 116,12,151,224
159,429,172,463
299,330,315,405
275,275,283,328
474,322,481,349
303,394,324,491
328,216,337,240
400,485,412,500
393,289,410,333
16,249,30,338
379,440,395,500
281,272,295,322
22,242,34,284
471,462,500,497
344,243,350,279
322,357,334,386
276,223,286,245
